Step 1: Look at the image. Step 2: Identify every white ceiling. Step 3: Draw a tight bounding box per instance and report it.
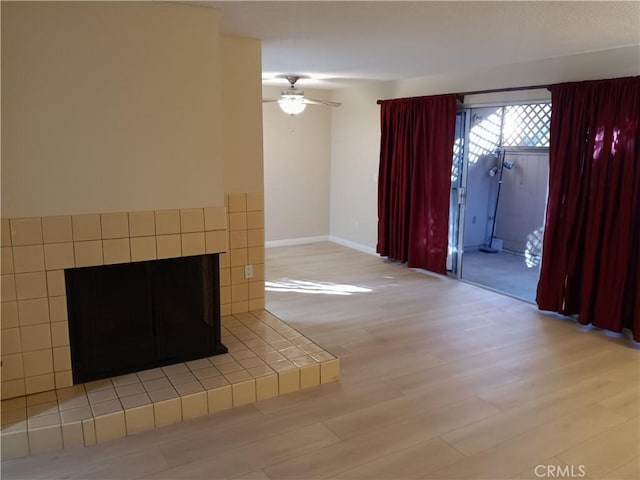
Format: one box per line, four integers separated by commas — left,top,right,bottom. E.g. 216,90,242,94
201,1,640,89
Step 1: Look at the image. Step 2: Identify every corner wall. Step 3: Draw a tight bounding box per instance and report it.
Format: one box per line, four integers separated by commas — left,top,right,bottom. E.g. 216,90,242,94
221,36,265,316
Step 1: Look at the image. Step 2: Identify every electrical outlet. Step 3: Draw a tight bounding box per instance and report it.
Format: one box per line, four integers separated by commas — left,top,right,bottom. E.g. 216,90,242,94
244,264,253,279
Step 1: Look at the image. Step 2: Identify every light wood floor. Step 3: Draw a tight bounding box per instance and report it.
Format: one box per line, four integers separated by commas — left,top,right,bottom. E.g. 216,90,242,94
2,242,639,479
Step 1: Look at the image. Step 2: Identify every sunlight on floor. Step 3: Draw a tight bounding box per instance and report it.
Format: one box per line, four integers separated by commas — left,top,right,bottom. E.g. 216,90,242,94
266,279,372,295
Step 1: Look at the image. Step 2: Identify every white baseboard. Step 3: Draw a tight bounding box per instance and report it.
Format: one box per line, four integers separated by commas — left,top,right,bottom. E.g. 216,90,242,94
328,236,378,256
265,235,329,248
265,234,379,257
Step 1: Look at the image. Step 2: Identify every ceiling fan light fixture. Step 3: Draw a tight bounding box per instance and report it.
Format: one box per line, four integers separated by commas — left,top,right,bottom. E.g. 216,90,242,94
278,95,307,115
264,74,340,113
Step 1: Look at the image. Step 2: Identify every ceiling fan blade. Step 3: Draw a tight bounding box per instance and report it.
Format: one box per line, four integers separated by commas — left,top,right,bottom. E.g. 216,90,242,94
262,98,280,103
302,98,342,107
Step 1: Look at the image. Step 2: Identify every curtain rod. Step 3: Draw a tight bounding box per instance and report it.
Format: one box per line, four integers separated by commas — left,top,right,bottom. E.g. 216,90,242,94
376,83,551,104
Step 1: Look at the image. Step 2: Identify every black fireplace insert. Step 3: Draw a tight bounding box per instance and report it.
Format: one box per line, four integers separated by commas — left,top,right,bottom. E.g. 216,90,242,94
65,254,227,384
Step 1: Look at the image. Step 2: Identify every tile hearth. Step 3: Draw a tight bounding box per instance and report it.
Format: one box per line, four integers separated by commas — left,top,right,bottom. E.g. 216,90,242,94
0,310,340,459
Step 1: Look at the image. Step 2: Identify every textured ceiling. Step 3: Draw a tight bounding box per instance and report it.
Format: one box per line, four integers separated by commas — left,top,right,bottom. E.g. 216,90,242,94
201,1,640,89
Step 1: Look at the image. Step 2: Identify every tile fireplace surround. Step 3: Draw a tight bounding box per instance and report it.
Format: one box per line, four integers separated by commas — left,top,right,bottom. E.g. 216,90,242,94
1,194,265,400
1,193,340,459
1,310,340,459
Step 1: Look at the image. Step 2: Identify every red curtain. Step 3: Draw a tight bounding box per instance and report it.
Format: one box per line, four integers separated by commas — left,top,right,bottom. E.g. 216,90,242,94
377,94,457,274
537,76,640,341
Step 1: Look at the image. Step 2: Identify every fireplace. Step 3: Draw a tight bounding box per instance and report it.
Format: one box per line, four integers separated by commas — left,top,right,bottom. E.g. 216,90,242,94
65,254,227,384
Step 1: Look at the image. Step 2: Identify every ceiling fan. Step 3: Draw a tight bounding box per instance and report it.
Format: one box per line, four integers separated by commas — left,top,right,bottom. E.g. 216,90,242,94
263,75,341,115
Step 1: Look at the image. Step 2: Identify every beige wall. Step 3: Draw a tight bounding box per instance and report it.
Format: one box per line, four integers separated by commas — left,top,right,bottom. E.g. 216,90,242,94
262,86,331,242
222,36,264,195
329,46,640,251
1,2,224,218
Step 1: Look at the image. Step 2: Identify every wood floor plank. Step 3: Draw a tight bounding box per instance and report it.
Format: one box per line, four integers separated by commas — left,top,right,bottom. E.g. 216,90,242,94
598,386,640,419
426,404,627,479
555,420,640,479
441,377,628,455
263,397,500,479
232,470,270,480
326,437,464,479
147,423,340,479
66,447,170,480
477,350,634,410
387,361,523,397
323,380,502,442
599,456,640,480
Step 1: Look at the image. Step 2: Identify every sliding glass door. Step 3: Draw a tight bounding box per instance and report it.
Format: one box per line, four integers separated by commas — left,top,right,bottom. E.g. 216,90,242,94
449,102,551,303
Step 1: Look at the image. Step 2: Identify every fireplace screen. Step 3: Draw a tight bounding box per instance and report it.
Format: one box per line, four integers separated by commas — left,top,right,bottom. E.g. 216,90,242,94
65,254,226,384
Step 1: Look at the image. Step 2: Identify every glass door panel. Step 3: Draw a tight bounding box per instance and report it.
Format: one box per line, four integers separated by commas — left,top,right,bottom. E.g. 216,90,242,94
447,111,466,273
